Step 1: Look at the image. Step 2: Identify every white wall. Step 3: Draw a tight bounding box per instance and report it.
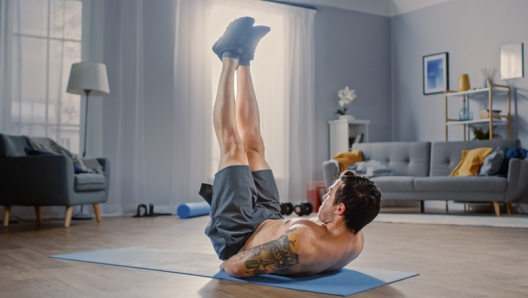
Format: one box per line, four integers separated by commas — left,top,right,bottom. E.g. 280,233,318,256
313,5,391,181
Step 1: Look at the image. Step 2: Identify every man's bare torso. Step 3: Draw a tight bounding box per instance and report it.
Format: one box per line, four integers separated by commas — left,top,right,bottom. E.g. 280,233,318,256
240,217,364,276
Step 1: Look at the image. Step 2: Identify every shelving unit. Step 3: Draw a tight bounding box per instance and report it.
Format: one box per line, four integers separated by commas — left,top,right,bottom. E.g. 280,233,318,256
328,118,370,159
444,82,511,141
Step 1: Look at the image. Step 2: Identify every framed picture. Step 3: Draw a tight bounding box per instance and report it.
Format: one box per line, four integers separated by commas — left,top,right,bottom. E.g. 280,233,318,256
423,52,449,95
500,43,524,80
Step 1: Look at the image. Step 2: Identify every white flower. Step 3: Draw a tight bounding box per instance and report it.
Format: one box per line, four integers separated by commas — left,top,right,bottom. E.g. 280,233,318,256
337,86,356,105
335,86,357,115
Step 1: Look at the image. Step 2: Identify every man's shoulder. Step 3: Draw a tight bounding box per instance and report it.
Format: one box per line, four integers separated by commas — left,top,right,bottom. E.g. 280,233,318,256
284,219,325,241
283,222,328,256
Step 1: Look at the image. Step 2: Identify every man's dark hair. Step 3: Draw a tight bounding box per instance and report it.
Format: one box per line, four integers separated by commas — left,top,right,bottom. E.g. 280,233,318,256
334,170,381,234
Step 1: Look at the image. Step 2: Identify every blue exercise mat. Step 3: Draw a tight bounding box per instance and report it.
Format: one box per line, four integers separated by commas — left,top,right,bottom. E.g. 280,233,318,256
50,247,418,296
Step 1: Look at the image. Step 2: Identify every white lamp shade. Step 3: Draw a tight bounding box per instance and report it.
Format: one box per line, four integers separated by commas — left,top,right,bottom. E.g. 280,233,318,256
66,62,110,96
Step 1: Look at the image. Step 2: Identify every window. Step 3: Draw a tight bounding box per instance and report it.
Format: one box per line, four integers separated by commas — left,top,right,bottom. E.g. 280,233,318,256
12,0,82,153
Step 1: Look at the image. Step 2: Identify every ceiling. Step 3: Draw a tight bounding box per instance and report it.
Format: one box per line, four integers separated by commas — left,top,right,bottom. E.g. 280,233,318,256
271,0,451,16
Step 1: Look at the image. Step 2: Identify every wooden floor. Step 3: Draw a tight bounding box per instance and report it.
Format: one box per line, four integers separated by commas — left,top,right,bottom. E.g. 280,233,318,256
1,212,528,298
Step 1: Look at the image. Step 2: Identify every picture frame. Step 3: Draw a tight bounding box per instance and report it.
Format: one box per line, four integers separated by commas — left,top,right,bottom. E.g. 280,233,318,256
500,43,524,80
423,52,449,95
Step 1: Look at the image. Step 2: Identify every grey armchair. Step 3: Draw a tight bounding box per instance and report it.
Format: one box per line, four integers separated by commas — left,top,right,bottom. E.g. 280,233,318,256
0,133,110,227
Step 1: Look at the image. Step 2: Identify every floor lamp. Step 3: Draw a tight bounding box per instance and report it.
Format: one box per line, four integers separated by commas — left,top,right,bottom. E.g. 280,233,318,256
66,62,110,220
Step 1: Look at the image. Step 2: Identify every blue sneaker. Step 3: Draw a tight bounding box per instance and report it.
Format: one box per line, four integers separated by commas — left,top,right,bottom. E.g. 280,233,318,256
239,26,271,66
212,17,255,61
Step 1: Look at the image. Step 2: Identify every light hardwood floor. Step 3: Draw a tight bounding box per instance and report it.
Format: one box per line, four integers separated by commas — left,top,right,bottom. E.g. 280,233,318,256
1,213,528,298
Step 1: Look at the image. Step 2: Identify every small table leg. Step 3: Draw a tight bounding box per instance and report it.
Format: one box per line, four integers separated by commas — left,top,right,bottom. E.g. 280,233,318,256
420,201,424,213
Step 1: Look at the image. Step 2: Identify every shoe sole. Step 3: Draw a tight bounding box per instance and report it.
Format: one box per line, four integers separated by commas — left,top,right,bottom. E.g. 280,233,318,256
212,17,255,60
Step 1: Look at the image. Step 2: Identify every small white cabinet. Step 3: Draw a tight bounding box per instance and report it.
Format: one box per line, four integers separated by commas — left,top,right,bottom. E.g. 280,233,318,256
328,119,370,159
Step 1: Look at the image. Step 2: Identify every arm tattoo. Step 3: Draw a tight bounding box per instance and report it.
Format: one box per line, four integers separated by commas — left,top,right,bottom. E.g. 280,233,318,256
241,231,300,276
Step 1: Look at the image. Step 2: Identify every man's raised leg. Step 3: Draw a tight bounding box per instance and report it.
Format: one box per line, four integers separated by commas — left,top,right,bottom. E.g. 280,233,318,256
214,58,249,172
236,65,282,216
235,65,269,172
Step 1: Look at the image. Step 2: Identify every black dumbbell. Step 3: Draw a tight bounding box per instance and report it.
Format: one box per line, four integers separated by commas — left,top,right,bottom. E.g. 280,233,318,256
294,202,313,216
133,203,148,217
279,202,294,215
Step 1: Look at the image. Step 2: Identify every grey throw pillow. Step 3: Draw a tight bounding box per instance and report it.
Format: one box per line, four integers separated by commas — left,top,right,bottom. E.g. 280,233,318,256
479,147,504,176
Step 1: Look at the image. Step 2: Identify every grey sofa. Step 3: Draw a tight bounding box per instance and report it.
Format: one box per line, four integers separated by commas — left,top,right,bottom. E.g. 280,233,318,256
0,134,110,227
323,139,528,216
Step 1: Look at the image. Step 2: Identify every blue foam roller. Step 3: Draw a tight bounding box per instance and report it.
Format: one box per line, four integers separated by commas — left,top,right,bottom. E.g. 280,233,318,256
177,202,211,219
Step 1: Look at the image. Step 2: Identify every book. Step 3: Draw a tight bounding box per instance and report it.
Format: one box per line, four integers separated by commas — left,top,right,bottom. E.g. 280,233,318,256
353,133,363,144
348,137,355,148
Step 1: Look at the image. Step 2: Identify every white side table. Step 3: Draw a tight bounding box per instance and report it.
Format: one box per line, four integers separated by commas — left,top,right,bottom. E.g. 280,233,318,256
328,119,370,159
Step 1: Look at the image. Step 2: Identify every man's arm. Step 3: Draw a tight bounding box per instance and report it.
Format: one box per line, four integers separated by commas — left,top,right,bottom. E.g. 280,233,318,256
221,228,301,277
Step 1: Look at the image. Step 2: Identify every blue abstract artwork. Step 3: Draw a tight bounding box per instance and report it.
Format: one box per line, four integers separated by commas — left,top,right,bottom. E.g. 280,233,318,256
423,52,448,95
427,59,443,89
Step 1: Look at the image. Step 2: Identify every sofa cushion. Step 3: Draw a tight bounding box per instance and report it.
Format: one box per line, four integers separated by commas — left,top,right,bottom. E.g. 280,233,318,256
348,160,395,177
352,142,431,176
414,177,507,193
450,147,492,176
333,150,362,172
26,148,88,174
371,176,415,192
430,139,520,176
479,147,504,176
0,134,29,157
75,174,106,192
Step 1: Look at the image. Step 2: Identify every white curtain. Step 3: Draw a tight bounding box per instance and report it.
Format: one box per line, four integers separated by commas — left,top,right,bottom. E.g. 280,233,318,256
0,0,13,133
169,0,316,206
100,0,147,214
284,6,316,202
0,0,315,217
171,0,214,205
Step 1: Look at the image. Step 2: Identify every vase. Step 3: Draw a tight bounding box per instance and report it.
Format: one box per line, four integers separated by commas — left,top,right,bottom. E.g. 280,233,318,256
459,97,469,121
339,114,355,121
458,74,471,91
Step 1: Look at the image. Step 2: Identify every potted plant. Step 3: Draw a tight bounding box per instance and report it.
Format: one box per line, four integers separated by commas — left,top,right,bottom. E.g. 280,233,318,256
472,126,501,140
336,86,357,120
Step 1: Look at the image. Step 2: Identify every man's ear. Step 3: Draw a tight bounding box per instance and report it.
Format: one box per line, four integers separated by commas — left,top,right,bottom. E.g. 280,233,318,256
335,203,346,216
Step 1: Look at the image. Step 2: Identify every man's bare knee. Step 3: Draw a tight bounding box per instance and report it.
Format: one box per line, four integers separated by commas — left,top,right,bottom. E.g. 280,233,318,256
240,131,265,155
220,135,246,156
244,142,265,157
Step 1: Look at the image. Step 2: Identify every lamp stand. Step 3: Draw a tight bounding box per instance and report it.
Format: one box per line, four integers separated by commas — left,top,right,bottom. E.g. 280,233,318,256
73,89,93,221
82,89,91,158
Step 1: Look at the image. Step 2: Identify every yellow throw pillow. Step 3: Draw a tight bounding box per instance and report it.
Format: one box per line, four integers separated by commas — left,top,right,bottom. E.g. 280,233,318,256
450,147,493,176
333,150,363,172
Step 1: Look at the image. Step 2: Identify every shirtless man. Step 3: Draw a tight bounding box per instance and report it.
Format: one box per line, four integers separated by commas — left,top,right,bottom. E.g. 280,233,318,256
201,17,381,278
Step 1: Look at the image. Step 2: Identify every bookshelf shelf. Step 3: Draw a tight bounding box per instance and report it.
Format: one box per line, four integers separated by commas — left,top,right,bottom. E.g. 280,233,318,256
444,82,511,141
328,119,370,159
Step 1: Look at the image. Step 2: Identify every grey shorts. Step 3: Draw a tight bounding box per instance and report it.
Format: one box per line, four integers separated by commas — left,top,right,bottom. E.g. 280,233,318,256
204,165,283,260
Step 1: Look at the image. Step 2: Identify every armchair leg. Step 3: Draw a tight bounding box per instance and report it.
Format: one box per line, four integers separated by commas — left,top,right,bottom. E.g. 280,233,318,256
3,206,12,227
505,203,512,215
64,206,73,227
93,203,102,223
35,206,42,224
492,202,500,217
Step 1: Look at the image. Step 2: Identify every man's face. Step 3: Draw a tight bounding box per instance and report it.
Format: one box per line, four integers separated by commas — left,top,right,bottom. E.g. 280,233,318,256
318,179,343,223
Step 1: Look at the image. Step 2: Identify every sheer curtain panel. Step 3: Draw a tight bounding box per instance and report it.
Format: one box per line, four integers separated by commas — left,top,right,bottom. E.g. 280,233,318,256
100,0,147,214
